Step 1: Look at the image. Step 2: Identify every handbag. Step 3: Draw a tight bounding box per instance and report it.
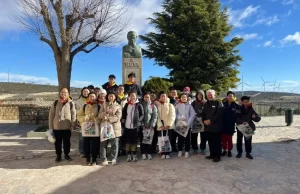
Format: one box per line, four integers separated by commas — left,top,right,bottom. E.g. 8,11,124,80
100,121,116,142
174,119,189,137
142,128,154,145
192,117,204,133
158,130,172,153
81,122,100,137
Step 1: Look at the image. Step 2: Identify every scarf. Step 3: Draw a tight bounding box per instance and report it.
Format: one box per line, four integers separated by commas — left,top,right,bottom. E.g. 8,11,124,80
86,101,97,105
159,101,165,105
98,100,105,105
59,97,69,104
126,81,136,85
128,99,136,106
118,93,125,99
107,82,116,88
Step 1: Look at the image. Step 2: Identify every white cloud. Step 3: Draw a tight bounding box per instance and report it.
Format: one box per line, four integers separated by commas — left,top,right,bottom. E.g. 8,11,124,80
282,32,300,45
235,33,259,40
263,40,273,47
228,5,260,28
0,72,93,88
254,15,280,26
282,0,294,5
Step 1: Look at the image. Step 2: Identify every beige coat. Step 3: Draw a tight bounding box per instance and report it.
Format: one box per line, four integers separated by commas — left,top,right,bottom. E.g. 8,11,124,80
99,102,122,137
48,99,76,130
75,97,88,111
155,98,176,131
77,103,101,125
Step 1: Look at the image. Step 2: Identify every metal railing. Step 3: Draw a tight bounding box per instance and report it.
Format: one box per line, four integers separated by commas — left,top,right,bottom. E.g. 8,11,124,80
253,101,300,117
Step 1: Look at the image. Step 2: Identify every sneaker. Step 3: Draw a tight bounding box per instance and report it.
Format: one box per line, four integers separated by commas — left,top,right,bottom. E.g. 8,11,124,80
178,151,182,158
221,151,227,157
185,152,189,159
147,154,152,160
92,161,98,166
200,150,206,155
212,158,221,162
64,155,72,161
246,153,253,160
132,155,138,162
102,160,109,166
161,155,166,159
205,156,213,160
228,151,232,157
165,155,171,159
112,159,117,165
80,154,85,158
193,150,198,155
87,160,92,166
236,153,242,158
127,155,132,162
55,156,61,163
142,154,147,160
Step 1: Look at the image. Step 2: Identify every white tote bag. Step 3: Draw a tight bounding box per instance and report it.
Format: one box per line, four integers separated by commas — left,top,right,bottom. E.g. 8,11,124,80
100,121,116,142
142,128,155,145
192,117,204,133
158,130,172,153
81,122,100,137
174,120,189,137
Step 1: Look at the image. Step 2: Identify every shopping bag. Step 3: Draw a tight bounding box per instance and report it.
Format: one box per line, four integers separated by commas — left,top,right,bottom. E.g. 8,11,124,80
192,117,204,133
46,129,56,143
142,128,154,145
100,122,115,142
237,123,254,139
174,120,189,137
158,130,172,153
81,122,100,137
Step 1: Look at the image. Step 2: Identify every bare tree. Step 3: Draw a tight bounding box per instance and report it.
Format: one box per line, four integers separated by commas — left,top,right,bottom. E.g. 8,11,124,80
15,0,132,90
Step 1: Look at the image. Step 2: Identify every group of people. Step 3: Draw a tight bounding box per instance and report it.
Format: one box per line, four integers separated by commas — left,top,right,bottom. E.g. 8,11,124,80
48,72,261,166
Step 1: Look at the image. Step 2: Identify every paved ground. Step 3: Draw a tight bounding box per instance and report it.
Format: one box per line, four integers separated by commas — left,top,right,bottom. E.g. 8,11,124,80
0,116,300,194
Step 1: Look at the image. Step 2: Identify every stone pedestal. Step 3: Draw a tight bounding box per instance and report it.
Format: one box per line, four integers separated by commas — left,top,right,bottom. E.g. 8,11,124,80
122,58,142,86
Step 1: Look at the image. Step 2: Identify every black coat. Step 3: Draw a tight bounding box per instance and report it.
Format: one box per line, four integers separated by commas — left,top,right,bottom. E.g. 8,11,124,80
124,83,142,99
236,105,261,131
169,97,178,106
222,101,240,135
102,82,119,94
202,100,224,132
191,100,205,117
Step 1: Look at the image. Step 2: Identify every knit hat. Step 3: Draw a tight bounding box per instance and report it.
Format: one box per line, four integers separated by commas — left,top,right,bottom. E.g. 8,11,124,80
183,86,190,93
99,89,107,95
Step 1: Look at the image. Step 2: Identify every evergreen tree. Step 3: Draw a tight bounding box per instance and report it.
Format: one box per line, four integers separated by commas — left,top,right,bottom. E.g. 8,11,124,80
142,77,173,94
140,0,243,93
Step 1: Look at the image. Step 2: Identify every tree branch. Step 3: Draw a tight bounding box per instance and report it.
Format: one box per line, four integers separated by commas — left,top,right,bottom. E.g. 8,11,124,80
82,44,100,53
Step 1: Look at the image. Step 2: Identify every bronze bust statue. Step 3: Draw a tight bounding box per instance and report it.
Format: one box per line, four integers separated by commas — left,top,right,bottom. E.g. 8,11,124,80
122,31,142,58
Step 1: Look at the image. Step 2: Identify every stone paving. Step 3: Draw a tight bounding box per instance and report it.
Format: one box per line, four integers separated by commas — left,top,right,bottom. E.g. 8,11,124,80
0,116,300,194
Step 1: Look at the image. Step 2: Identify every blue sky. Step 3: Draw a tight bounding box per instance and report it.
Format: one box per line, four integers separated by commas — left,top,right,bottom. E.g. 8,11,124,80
0,0,299,93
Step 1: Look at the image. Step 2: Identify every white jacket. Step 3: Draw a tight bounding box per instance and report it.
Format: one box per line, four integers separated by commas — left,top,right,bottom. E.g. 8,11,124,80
155,98,176,131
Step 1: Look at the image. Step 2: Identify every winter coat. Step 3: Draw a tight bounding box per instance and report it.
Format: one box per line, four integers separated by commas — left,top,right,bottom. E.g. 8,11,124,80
48,99,76,130
121,102,144,129
75,97,88,111
222,101,240,135
102,82,119,94
117,94,128,108
77,103,101,125
202,100,224,133
99,101,122,137
124,83,143,99
156,100,176,131
236,105,261,131
169,97,178,106
191,100,206,117
175,102,196,129
142,101,158,129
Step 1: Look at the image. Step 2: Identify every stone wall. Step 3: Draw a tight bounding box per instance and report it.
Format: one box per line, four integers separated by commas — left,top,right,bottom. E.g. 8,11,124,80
0,105,19,120
19,106,50,125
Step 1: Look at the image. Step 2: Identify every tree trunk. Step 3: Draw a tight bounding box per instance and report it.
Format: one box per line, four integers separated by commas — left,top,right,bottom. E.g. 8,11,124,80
56,51,72,92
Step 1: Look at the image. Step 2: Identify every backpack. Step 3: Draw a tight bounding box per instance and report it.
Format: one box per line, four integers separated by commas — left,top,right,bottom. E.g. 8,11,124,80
83,104,100,113
54,100,73,110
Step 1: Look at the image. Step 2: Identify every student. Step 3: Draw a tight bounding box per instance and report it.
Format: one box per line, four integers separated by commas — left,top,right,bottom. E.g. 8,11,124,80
150,93,158,153
175,93,196,159
124,72,142,99
121,91,144,162
48,88,76,163
156,91,176,159
102,74,119,93
97,89,107,106
140,92,158,160
77,92,101,166
169,88,179,152
87,85,95,92
75,87,90,158
94,87,101,97
99,92,122,165
236,96,261,159
221,91,239,157
202,89,224,162
191,90,207,155
117,85,127,108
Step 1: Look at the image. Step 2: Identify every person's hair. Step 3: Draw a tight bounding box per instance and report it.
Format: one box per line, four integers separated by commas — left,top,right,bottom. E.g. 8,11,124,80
59,88,69,92
169,87,177,91
143,92,151,98
179,92,188,98
106,92,118,102
127,31,137,38
79,87,89,99
94,87,100,91
129,91,137,96
159,91,167,98
118,85,124,89
241,96,251,102
87,85,95,90
109,74,116,79
88,92,97,97
227,91,235,96
206,89,216,96
128,72,136,78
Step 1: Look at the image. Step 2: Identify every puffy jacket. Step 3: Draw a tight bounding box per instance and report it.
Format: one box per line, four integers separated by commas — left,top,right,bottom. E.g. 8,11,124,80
175,102,196,129
99,101,122,137
142,101,158,129
236,105,261,131
121,102,144,129
222,101,240,135
156,100,176,131
102,82,119,94
202,100,224,132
